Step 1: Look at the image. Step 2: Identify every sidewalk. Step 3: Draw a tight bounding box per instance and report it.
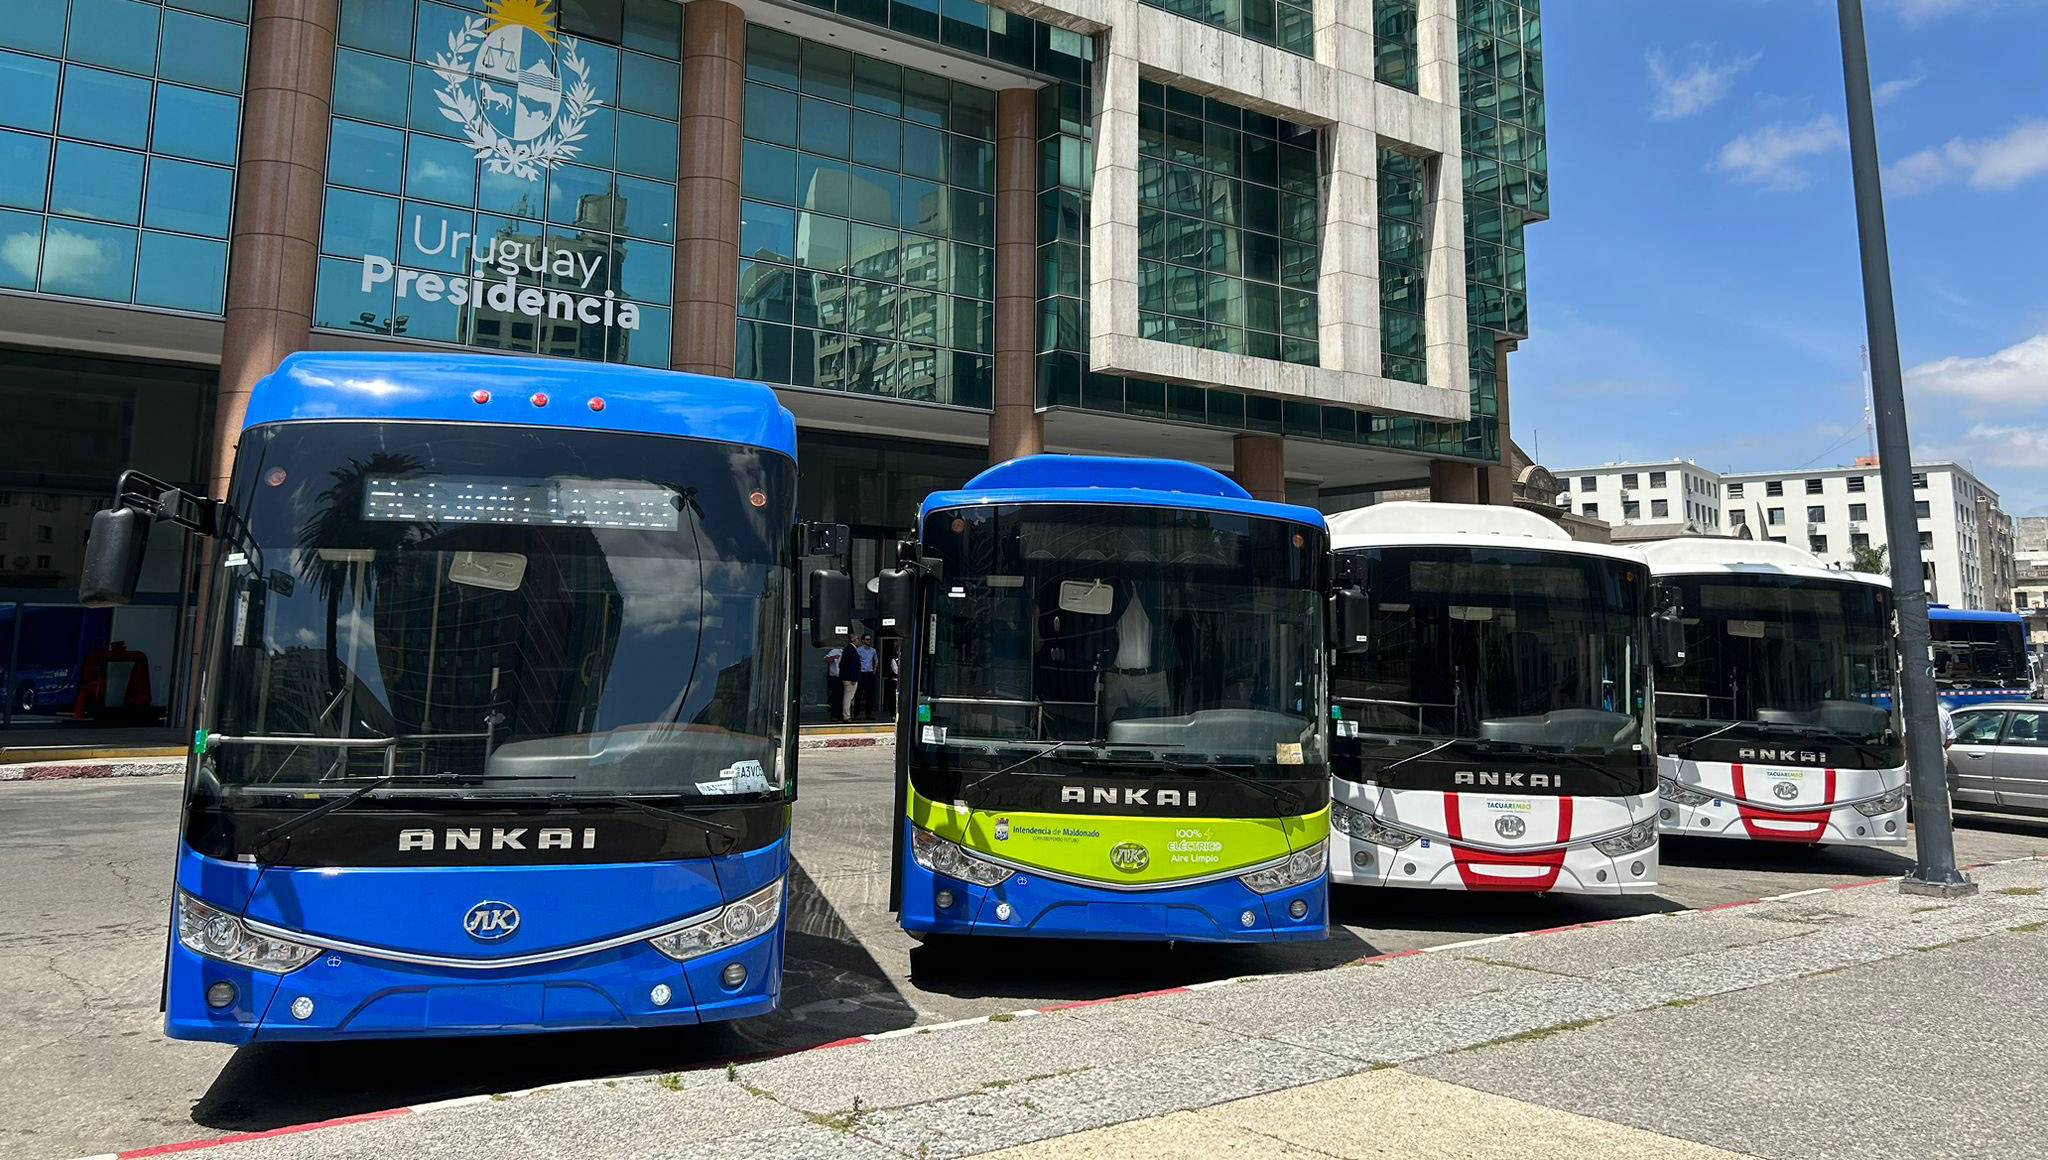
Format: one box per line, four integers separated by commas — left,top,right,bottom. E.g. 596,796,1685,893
91,855,2048,1160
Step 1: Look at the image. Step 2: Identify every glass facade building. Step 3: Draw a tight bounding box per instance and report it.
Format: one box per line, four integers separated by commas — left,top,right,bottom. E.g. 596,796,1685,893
0,0,1547,732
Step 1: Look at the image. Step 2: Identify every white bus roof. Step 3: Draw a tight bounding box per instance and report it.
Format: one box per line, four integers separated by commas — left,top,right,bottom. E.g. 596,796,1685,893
1640,537,1891,590
1327,502,1649,566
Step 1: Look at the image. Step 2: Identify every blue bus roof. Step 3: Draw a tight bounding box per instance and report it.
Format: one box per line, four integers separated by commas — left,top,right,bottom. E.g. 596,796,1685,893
242,352,797,458
1928,605,2025,625
920,455,1328,528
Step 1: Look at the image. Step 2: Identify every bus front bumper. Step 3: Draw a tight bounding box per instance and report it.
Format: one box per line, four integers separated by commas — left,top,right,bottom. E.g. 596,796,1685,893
165,923,784,1044
898,836,1326,943
1329,831,1659,895
1658,796,1908,845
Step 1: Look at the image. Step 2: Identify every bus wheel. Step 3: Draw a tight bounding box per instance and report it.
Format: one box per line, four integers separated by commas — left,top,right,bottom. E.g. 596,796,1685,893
14,684,33,714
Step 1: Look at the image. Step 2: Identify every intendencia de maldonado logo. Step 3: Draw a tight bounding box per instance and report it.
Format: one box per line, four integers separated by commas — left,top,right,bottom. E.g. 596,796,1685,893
357,0,647,334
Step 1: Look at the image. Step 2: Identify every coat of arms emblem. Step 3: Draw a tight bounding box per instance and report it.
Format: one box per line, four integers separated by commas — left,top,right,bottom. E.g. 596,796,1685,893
432,0,601,180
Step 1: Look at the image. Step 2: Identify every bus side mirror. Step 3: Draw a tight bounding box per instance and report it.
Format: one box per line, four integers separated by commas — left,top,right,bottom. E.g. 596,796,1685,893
1329,587,1371,653
79,507,150,608
1652,583,1686,668
876,568,915,640
809,569,853,648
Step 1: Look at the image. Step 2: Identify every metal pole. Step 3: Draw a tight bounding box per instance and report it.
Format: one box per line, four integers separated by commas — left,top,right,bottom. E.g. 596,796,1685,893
1836,0,1973,896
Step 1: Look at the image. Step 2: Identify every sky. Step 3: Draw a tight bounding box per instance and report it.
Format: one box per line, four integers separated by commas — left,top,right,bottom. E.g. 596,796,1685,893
1512,0,2048,515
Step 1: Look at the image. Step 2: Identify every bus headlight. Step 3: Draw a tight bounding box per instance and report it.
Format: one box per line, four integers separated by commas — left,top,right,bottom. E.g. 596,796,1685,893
649,879,783,963
1239,841,1327,894
1854,785,1909,817
1659,777,1712,807
909,827,1014,886
176,891,320,973
1591,819,1658,857
1330,801,1419,848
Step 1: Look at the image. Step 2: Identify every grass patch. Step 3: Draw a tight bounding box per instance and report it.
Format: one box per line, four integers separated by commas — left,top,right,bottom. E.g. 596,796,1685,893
1997,886,2043,897
654,1073,684,1092
1911,934,1987,954
725,1062,739,1083
987,1012,1016,1023
2010,921,2046,934
804,1097,871,1133
1911,905,1951,914
1458,1016,1609,1053
490,1093,510,1102
1662,997,1703,1009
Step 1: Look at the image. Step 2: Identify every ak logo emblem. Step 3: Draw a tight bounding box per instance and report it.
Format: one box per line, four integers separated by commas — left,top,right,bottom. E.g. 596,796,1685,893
1493,814,1526,840
432,0,601,180
1772,780,1801,801
1109,842,1150,873
463,900,522,942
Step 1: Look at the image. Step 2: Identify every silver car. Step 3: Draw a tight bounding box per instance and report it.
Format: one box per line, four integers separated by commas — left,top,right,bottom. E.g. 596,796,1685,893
1948,701,2048,816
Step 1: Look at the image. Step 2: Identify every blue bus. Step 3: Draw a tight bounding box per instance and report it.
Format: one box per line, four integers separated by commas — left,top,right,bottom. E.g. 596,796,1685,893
876,456,1332,943
1927,605,2033,709
81,351,850,1043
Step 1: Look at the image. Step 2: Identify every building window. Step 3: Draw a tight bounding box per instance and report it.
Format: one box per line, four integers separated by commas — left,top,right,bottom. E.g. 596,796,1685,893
1805,478,1823,494
1849,503,1867,521
2019,592,2031,609
1375,146,1426,382
1558,477,1569,492
1648,471,1666,488
34,555,52,570
1620,472,1638,488
1583,503,1598,519
1623,501,1640,520
1768,508,1785,525
317,0,683,365
1765,481,1784,497
0,0,248,312
1729,510,1746,526
732,26,1000,403
1915,500,1931,519
1920,531,1933,549
1852,532,1870,549
1810,534,1828,553
1848,475,1866,493
1769,536,1787,544
1727,483,1743,499
1807,505,1825,523
1145,0,1315,57
1579,476,1595,491
1373,0,1416,88
1651,499,1668,518
1913,472,1928,489
1144,84,1320,367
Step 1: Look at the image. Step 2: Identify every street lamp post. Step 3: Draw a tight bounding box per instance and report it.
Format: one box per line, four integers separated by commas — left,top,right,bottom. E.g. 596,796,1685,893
1834,0,1974,897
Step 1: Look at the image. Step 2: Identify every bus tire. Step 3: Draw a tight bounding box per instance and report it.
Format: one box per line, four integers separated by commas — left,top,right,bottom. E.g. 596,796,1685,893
14,683,34,714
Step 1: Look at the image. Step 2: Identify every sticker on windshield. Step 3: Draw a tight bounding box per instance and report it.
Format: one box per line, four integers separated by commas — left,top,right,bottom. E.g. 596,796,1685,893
447,551,527,591
696,760,771,795
1726,619,1767,639
1276,742,1304,765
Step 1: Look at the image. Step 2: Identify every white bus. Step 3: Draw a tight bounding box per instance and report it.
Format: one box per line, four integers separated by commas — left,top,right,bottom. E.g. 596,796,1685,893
1644,538,1906,846
1327,503,1671,894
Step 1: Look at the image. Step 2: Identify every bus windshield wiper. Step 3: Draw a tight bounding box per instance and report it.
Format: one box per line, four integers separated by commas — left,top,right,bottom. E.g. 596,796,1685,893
1670,720,1744,759
1377,736,1460,776
958,741,1077,803
1462,740,1626,779
552,793,741,854
1157,759,1305,817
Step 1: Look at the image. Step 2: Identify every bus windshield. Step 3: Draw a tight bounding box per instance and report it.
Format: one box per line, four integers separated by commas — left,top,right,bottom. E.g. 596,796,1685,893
917,502,1324,771
1335,545,1650,773
1656,574,1897,753
203,421,793,805
1930,616,2029,690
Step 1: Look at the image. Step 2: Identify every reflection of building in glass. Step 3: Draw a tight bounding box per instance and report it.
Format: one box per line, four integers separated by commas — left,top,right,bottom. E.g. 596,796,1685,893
465,191,630,364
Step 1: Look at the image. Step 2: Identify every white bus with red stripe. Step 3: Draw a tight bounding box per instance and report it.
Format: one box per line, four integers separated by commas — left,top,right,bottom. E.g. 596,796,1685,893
1643,539,1907,847
1326,503,1665,895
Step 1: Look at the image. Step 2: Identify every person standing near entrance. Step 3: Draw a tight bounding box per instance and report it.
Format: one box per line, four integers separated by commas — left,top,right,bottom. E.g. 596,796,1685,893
855,634,881,721
823,645,846,721
836,640,862,722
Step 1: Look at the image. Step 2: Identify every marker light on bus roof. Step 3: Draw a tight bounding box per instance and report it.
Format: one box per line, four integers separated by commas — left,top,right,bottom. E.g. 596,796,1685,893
472,389,491,404
531,392,550,407
587,397,606,412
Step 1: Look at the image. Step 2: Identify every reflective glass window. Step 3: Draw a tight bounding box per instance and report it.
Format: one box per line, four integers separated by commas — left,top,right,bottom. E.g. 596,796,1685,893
59,67,151,149
50,141,144,223
142,157,231,237
158,10,246,92
0,208,41,287
135,230,224,310
0,51,59,133
151,83,239,164
67,0,159,75
0,130,51,211
37,217,135,299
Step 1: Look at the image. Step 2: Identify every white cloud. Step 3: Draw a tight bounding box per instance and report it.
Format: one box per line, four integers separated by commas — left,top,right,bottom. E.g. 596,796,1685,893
1711,116,1847,191
1887,118,2048,193
1645,48,1760,120
0,222,37,283
1881,0,1980,24
1950,423,2048,467
1905,333,2048,405
36,225,117,286
1873,72,1924,106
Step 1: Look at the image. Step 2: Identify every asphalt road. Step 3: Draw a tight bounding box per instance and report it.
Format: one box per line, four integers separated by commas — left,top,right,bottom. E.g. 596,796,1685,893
4,752,2045,1159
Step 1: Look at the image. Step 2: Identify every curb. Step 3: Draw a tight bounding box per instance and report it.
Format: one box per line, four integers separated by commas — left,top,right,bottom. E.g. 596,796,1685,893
73,854,2045,1160
1,759,185,782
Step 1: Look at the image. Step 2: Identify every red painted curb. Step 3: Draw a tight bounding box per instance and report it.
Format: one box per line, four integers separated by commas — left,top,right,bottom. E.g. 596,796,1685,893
1036,986,1192,1013
118,1109,412,1158
1355,948,1424,964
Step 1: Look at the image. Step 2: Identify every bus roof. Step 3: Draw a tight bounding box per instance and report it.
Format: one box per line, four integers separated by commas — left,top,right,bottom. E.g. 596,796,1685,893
241,352,797,458
1641,536,1890,590
1327,501,1646,565
1928,605,2024,625
919,455,1327,527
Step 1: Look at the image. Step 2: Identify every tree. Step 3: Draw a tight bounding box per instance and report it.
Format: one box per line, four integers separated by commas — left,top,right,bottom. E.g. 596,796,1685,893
1849,542,1888,575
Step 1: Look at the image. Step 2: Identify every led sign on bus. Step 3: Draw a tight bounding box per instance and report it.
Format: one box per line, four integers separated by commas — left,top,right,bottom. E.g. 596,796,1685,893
362,476,679,530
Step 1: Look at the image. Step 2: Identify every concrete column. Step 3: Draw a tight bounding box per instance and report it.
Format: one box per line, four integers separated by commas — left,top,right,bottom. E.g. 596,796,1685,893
1233,434,1286,503
1482,335,1516,504
1430,459,1480,504
212,0,338,497
672,0,746,375
988,88,1041,464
